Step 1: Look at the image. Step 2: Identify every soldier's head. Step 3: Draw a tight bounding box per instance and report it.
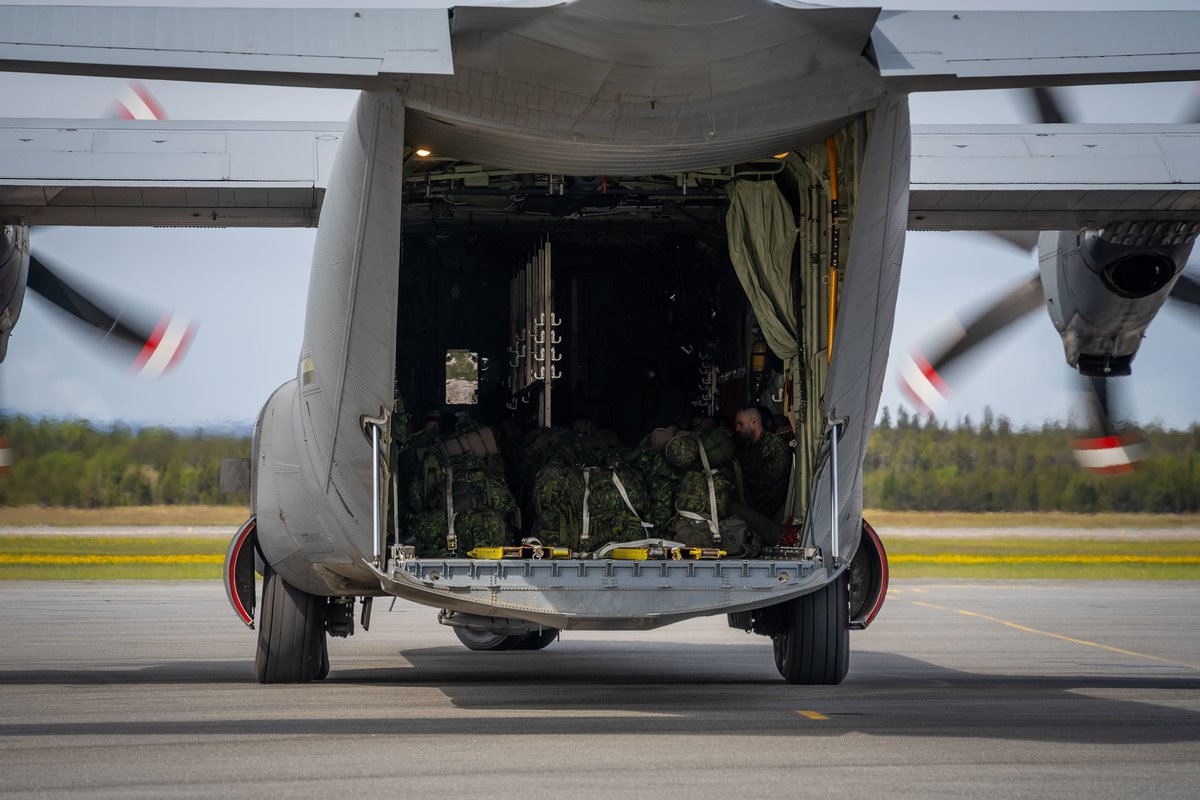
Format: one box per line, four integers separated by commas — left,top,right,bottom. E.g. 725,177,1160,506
734,407,765,444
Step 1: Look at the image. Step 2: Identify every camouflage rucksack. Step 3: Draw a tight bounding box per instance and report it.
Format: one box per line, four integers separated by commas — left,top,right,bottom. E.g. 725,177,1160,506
580,464,653,546
573,421,624,468
402,429,520,556
626,447,681,528
529,462,585,548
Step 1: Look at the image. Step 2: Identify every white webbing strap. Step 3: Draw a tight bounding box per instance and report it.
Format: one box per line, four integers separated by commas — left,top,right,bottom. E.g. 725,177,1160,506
581,468,592,543
677,435,720,543
610,469,654,530
435,441,457,552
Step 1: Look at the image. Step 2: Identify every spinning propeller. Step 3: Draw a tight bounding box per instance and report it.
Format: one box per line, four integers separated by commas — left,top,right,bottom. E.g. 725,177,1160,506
901,87,1200,474
0,82,193,377
25,251,194,378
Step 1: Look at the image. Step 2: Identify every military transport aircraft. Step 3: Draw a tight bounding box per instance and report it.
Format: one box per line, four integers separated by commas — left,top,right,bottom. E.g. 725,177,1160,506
2,0,1200,685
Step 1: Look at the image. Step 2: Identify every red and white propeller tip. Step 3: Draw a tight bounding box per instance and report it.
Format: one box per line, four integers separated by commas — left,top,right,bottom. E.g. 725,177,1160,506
131,314,195,379
900,350,950,413
0,437,11,474
114,82,166,121
1072,435,1146,475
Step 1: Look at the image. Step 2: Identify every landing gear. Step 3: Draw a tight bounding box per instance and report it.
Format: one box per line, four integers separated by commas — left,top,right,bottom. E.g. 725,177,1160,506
255,564,328,683
452,626,560,651
771,574,850,685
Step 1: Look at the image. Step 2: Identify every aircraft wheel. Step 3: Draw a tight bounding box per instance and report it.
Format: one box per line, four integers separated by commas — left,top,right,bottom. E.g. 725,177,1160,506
255,563,327,683
509,628,559,650
771,574,850,685
452,627,525,651
315,637,330,681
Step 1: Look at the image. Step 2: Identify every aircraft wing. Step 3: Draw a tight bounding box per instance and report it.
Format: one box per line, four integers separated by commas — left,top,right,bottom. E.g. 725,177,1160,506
0,4,1199,93
873,10,1200,91
0,4,454,86
2,120,1199,230
0,119,341,227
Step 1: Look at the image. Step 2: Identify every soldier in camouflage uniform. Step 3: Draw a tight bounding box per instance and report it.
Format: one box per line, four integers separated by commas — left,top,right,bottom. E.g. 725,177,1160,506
734,406,790,518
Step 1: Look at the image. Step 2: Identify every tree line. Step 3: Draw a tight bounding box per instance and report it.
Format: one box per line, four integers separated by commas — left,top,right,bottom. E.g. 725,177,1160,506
864,407,1200,513
2,410,1198,512
0,415,249,507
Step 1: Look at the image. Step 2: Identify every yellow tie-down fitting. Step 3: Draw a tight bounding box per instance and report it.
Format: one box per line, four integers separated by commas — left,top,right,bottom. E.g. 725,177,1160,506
467,540,571,560
608,545,727,561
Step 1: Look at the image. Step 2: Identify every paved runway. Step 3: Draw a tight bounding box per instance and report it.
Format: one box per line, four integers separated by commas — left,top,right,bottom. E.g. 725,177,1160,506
1,580,1199,799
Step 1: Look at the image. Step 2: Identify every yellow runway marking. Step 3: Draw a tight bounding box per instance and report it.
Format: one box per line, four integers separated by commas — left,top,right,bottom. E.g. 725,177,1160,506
910,603,1200,671
797,710,829,720
0,554,222,565
892,554,1200,565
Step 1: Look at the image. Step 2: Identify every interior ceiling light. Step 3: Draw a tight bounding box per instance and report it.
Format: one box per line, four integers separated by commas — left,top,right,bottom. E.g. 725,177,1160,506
773,152,790,159
415,148,432,157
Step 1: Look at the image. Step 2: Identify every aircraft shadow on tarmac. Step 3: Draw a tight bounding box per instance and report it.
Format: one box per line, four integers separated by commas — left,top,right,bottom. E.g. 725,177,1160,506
3,646,1199,745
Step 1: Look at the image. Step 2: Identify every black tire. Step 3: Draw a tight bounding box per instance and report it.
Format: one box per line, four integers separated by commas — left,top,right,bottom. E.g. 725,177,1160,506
509,628,559,650
452,626,522,651
771,574,850,685
315,637,330,681
255,564,327,683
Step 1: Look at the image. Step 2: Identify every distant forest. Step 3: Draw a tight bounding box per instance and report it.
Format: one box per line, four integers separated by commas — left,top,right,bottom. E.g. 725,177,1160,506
2,411,1199,512
0,416,250,508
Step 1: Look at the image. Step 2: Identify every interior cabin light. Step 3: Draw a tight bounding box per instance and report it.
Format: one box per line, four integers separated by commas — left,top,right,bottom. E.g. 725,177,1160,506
773,152,790,159
415,148,432,157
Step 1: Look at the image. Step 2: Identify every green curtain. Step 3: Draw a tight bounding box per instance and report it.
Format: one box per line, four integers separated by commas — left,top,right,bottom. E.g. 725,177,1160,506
725,180,798,360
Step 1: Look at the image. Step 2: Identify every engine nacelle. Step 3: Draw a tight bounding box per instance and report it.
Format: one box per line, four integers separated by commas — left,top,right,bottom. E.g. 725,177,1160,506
1038,221,1198,376
0,225,29,363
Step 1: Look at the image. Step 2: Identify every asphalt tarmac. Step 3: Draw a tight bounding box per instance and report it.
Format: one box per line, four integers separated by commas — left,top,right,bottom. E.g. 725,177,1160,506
1,580,1198,799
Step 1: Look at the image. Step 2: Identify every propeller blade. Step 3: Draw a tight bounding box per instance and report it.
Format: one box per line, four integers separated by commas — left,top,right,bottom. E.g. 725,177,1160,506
1072,375,1145,474
901,273,1045,411
988,231,1039,253
26,254,194,378
1178,83,1200,125
1169,272,1200,309
114,81,166,121
1030,87,1070,124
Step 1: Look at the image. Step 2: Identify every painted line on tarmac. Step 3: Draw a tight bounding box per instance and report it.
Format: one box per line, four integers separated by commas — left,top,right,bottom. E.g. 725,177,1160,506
892,554,1200,565
797,710,829,720
0,555,222,565
912,600,1200,670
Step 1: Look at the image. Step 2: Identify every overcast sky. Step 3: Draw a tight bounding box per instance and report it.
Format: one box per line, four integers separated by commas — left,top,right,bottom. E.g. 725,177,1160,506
1,1,1199,432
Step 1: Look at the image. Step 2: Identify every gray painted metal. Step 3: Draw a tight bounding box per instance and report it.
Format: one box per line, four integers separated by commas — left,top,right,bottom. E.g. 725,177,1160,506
5,121,1200,229
253,91,405,596
402,1,882,174
874,10,1200,92
0,6,452,84
0,119,340,226
803,92,910,569
909,124,1200,231
370,556,825,630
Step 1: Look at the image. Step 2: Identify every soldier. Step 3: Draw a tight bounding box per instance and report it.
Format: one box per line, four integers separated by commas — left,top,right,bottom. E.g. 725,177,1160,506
734,406,790,519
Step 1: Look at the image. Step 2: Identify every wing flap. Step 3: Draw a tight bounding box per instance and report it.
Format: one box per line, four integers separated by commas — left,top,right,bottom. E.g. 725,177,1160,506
875,10,1200,91
0,6,452,86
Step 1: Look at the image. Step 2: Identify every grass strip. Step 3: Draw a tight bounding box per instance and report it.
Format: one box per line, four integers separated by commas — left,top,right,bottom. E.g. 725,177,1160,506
863,509,1200,530
0,505,249,527
2,535,1199,581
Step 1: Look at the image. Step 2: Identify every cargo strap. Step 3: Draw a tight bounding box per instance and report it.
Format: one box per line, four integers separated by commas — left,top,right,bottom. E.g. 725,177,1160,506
610,469,654,531
676,435,721,543
581,467,653,545
434,441,457,553
581,468,592,544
